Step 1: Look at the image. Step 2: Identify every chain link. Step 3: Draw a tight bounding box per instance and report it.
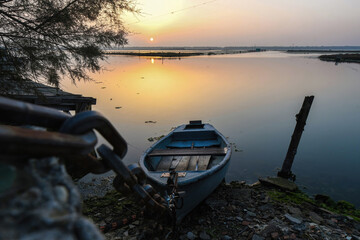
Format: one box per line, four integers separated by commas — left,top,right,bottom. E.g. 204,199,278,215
0,96,167,214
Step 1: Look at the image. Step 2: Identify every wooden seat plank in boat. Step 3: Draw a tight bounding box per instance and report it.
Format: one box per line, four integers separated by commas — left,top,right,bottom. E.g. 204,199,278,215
198,155,211,171
156,156,173,171
175,156,191,171
148,147,227,157
187,156,199,171
169,156,183,169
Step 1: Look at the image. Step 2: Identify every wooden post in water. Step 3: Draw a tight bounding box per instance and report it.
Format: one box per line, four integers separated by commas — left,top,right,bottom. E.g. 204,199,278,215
278,96,314,180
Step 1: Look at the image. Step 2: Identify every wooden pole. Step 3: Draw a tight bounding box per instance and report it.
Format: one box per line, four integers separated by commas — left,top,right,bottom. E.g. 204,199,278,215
278,96,314,180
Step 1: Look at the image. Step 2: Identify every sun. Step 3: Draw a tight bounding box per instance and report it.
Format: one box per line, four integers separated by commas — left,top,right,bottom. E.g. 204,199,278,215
150,37,154,42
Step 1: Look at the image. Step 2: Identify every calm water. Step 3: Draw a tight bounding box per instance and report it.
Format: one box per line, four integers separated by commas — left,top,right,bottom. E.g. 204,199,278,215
63,51,360,206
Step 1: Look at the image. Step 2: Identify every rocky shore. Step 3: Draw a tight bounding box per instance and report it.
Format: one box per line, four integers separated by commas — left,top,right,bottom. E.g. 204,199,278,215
81,180,360,240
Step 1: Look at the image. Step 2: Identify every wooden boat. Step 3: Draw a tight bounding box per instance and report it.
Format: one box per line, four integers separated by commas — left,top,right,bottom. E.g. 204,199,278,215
139,120,232,223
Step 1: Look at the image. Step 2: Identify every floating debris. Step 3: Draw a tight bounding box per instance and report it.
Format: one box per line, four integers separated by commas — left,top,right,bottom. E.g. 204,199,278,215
110,98,112,101
95,81,103,84
230,142,243,152
101,87,106,89
145,121,157,124
147,135,165,142
115,107,122,109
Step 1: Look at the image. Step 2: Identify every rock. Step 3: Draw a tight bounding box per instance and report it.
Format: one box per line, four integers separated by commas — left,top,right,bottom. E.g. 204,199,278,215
271,232,279,239
261,224,280,236
199,231,211,240
325,219,337,227
252,234,265,240
287,206,302,216
284,213,302,224
246,211,257,218
258,203,274,212
259,177,297,191
0,157,102,240
308,211,323,224
222,235,232,240
242,221,251,226
187,231,196,240
236,216,243,222
293,223,306,231
205,197,228,209
309,222,317,229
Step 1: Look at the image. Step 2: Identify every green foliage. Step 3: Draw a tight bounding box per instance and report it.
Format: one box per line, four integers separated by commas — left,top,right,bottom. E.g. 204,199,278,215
336,200,356,212
267,190,315,205
82,190,138,222
0,0,137,92
267,189,360,222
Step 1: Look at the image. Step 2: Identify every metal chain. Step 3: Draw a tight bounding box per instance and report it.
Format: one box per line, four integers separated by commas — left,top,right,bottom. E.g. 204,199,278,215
0,96,167,214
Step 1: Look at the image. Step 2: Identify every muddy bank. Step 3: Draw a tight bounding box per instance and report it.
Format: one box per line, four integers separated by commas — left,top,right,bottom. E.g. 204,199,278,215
81,181,360,240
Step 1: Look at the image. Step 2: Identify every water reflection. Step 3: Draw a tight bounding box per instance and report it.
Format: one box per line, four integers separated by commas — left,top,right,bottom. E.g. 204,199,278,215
62,52,360,206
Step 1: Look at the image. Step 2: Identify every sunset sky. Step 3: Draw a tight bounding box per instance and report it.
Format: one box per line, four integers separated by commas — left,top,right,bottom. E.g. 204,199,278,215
123,0,360,47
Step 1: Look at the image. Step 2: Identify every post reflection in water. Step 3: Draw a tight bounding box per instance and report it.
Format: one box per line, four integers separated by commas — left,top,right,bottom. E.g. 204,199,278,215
62,52,360,206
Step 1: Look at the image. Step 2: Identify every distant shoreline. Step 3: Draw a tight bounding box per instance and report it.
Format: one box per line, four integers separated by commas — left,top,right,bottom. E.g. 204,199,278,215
287,50,360,54
104,49,263,57
104,51,205,57
318,53,360,64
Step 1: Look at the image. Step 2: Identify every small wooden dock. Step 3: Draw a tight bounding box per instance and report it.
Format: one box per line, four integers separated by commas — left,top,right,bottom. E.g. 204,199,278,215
4,81,96,113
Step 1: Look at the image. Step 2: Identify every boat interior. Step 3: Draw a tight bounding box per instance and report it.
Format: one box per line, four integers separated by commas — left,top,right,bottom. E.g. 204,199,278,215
144,123,228,173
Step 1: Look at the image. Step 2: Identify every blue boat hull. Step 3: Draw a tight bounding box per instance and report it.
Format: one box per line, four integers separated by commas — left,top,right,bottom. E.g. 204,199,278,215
139,121,232,223
146,157,230,223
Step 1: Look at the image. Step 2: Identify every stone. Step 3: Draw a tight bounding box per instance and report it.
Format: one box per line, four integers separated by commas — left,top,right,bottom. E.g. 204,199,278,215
284,213,302,224
246,211,257,218
0,157,102,240
199,231,211,240
259,177,297,191
222,235,232,240
242,221,250,226
293,223,306,232
252,234,265,240
236,216,243,222
259,203,274,212
261,224,280,236
309,223,317,229
271,232,279,239
287,206,302,216
290,233,296,239
187,231,196,240
308,211,323,224
54,185,69,204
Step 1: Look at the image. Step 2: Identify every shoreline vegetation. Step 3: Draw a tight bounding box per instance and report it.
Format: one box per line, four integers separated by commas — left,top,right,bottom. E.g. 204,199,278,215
319,53,360,64
104,49,252,57
103,47,360,59
287,50,360,54
81,180,360,240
